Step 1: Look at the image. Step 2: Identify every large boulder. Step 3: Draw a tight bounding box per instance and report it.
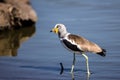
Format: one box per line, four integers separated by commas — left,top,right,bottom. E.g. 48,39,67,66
0,0,37,30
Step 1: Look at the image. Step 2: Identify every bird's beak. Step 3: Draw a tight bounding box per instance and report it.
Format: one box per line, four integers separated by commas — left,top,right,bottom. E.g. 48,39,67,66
50,27,58,34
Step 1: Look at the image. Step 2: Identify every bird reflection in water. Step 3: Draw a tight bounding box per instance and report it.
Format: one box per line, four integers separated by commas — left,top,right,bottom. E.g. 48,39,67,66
60,62,91,80
71,72,90,80
0,25,35,56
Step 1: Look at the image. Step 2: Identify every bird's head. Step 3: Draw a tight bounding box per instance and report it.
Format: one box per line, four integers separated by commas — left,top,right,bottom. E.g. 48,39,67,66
50,24,67,34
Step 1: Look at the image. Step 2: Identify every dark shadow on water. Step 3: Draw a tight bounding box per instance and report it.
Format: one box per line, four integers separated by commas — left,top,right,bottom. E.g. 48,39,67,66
0,26,36,56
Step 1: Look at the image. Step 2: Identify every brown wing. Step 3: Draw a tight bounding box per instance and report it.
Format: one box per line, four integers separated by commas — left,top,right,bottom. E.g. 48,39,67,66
68,34,103,53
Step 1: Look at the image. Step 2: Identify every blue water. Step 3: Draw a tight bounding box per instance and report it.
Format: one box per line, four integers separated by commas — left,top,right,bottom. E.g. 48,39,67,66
0,0,120,80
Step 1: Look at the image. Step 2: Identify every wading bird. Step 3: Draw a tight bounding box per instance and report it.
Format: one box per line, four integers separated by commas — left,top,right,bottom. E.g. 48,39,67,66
50,24,106,75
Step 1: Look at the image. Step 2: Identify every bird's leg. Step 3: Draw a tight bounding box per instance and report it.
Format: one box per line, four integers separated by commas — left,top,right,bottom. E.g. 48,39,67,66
82,53,91,75
71,53,76,73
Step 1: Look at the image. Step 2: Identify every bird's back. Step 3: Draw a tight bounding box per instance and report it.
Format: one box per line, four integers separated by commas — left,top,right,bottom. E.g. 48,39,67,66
63,34,106,56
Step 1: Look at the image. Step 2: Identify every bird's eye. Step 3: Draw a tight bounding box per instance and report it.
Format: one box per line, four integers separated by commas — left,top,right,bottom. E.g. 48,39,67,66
56,26,59,28
57,25,61,29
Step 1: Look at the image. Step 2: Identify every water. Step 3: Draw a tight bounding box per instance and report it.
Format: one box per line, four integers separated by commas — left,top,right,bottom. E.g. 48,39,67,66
0,0,120,80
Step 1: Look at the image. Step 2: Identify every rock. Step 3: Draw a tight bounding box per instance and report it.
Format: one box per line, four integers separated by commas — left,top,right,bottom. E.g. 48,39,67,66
0,3,11,29
2,0,30,4
0,0,37,30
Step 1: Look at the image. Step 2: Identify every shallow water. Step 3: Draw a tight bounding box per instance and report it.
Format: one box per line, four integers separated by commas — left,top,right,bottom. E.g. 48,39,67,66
0,0,120,80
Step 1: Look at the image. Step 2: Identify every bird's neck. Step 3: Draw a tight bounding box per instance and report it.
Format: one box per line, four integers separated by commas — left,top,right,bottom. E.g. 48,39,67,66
58,31,68,38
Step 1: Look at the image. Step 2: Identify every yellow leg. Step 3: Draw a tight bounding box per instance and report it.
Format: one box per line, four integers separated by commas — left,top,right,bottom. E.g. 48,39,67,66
71,53,76,73
82,53,91,75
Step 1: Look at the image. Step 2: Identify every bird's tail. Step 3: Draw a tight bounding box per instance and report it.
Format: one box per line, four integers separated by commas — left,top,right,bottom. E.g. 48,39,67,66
97,49,106,57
